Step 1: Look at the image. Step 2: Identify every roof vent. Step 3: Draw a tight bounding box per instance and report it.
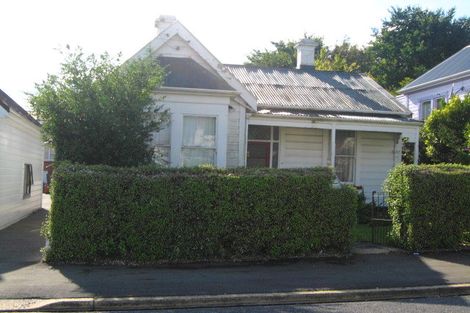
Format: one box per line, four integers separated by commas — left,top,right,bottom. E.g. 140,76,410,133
296,38,319,70
155,15,177,34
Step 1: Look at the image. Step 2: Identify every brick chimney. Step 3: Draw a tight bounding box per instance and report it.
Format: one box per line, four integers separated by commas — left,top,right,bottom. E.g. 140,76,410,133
296,38,319,70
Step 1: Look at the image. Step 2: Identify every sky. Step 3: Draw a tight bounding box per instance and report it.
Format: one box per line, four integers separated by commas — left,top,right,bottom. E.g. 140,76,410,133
1,0,469,110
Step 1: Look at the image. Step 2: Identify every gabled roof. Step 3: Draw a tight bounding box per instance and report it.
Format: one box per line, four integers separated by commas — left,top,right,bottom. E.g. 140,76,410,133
0,89,41,127
158,57,234,91
131,18,257,111
400,45,470,93
225,65,410,116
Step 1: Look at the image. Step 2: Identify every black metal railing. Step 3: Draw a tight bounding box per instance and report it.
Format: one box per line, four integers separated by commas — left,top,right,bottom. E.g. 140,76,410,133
370,191,393,245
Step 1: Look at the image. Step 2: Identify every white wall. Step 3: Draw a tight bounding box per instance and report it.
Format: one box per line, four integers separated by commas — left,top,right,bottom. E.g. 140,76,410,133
400,77,470,120
153,92,231,168
0,110,43,230
279,128,327,168
226,100,246,167
356,132,400,199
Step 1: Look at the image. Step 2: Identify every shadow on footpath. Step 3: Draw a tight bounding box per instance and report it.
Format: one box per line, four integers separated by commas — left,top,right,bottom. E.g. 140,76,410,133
0,209,46,282
1,207,470,303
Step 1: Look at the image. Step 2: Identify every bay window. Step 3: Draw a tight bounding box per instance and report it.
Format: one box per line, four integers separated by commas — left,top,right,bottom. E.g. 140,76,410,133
181,116,216,167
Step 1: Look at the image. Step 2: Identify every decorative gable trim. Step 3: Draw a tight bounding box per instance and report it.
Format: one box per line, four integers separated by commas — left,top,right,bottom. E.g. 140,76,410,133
131,20,257,112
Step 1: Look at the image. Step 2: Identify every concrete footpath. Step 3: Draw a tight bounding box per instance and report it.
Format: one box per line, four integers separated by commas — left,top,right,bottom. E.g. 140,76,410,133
0,207,469,311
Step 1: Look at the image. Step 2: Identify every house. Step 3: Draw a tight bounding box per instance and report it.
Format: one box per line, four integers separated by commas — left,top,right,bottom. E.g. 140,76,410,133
0,89,43,230
398,45,470,120
134,16,421,199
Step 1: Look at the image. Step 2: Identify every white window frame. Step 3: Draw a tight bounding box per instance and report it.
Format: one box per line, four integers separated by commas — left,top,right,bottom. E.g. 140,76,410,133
420,100,432,120
246,125,279,168
180,115,217,167
335,131,356,184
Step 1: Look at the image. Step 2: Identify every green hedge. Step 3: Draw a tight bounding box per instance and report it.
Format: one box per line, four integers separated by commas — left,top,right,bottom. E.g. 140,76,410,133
384,164,470,251
43,163,358,264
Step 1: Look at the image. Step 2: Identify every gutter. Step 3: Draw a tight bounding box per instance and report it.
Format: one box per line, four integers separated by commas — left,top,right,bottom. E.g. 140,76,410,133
251,113,423,127
157,86,240,97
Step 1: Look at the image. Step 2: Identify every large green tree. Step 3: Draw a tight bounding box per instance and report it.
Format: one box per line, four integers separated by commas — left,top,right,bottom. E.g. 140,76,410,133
368,6,470,92
30,48,168,167
246,37,367,72
421,95,470,164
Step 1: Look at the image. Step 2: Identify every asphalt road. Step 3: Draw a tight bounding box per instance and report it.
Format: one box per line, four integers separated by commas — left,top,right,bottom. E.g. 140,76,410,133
83,295,470,312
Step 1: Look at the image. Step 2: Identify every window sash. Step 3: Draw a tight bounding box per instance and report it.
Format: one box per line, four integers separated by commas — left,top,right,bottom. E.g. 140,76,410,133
421,101,432,119
247,126,279,168
181,147,216,167
335,131,356,183
23,164,33,198
181,116,217,167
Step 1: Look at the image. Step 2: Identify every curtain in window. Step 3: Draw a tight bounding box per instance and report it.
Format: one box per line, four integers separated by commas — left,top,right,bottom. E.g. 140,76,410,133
335,131,355,182
181,116,216,166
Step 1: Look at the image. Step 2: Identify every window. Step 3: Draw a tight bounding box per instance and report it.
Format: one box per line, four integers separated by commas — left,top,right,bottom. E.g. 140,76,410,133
421,100,432,120
154,125,171,165
335,131,355,183
181,116,216,167
246,125,279,168
23,164,33,198
435,97,446,110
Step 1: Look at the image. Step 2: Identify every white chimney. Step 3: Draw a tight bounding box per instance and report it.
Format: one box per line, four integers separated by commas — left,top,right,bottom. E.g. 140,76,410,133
296,38,319,70
155,15,177,34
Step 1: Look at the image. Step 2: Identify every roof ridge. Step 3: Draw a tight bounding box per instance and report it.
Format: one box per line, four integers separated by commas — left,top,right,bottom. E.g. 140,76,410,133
223,63,362,75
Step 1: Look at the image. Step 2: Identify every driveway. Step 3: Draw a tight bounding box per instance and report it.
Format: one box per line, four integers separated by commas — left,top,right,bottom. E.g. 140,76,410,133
0,200,469,299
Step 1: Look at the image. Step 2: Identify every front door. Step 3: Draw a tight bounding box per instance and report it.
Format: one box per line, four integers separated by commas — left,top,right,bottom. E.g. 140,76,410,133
246,142,271,167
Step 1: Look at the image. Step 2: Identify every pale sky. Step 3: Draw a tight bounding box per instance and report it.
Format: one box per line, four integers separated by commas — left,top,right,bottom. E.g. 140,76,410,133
1,0,469,110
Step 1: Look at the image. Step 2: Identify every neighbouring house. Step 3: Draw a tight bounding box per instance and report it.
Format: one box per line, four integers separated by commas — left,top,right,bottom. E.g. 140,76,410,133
134,16,421,199
0,89,43,230
43,145,54,193
398,45,470,120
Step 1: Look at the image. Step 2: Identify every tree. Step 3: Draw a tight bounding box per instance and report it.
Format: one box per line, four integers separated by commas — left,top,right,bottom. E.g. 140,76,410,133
368,6,470,92
30,48,168,167
315,40,370,72
246,35,326,68
246,37,367,73
246,40,298,68
421,95,470,164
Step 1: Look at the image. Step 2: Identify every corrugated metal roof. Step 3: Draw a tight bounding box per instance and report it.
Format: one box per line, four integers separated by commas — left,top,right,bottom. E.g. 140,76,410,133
256,109,420,125
224,65,409,114
158,57,234,91
400,45,470,93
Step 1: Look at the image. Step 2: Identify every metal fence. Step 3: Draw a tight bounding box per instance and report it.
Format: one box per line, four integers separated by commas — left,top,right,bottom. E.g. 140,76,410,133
370,191,393,245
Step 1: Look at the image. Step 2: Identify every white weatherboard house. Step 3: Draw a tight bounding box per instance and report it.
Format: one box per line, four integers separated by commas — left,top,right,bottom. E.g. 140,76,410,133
135,16,421,199
0,89,43,230
398,45,470,120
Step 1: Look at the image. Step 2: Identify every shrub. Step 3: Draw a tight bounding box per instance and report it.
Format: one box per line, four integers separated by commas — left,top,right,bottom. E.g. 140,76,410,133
43,163,358,264
384,164,470,251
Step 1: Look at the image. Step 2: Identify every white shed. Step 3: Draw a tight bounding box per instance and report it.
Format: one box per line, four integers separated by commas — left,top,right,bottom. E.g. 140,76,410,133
0,89,43,230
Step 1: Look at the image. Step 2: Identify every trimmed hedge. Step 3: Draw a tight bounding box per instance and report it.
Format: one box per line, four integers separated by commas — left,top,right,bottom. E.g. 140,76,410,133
43,163,358,264
384,164,470,251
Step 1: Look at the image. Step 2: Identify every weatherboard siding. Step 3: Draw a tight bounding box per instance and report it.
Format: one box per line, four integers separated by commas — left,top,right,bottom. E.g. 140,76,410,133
0,110,43,230
226,101,242,168
356,132,398,199
279,128,326,168
399,76,470,120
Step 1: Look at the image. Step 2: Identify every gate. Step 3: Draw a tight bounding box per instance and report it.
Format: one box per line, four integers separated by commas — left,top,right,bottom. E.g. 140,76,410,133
370,191,393,245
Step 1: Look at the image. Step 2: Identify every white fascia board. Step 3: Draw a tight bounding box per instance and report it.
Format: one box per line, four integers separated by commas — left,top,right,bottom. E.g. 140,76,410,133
131,22,258,112
399,70,470,94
